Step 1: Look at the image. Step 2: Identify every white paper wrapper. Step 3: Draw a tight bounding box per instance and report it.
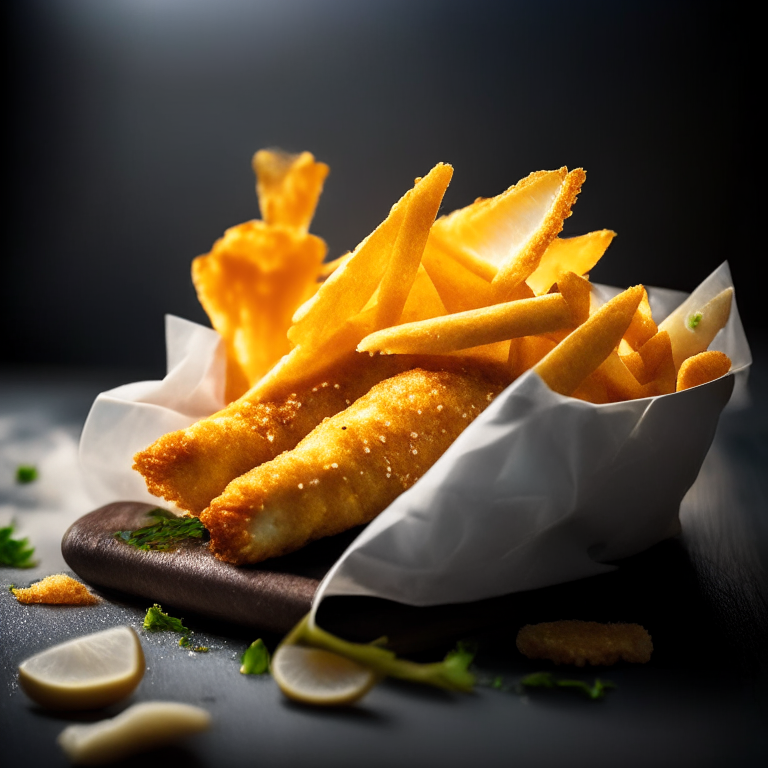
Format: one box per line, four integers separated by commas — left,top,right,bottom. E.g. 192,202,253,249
78,263,751,609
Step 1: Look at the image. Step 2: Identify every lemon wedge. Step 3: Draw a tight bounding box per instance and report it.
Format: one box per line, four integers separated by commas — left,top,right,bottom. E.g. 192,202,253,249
271,644,378,706
18,626,145,710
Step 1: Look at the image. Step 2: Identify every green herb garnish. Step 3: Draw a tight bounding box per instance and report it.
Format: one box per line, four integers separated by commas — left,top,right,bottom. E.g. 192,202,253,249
240,639,271,674
687,311,703,330
115,510,207,551
520,671,616,700
0,526,36,568
143,604,209,651
143,603,190,634
280,615,475,692
16,465,38,484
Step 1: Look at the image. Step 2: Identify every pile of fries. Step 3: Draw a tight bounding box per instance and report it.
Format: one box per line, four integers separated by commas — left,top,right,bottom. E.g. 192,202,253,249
196,150,732,406
134,149,733,565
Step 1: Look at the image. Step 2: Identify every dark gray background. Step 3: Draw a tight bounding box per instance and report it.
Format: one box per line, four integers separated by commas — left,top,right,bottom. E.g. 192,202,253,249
6,0,759,375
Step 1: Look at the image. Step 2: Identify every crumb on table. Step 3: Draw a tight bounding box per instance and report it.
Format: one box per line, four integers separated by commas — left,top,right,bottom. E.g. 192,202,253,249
12,574,99,605
516,620,653,666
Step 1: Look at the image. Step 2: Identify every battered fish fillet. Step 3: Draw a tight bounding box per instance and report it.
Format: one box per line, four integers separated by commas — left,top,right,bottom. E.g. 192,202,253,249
516,620,653,666
202,367,505,565
133,354,498,516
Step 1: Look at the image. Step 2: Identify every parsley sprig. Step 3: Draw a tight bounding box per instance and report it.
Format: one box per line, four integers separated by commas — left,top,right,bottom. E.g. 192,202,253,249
143,604,208,652
115,510,207,551
520,671,616,700
0,526,36,568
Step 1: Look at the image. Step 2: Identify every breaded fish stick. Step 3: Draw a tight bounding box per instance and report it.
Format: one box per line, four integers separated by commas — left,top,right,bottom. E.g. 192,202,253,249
133,354,425,516
134,354,503,516
202,367,505,565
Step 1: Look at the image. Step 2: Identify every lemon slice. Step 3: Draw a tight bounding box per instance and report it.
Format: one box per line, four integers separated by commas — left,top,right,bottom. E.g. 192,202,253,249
18,626,145,710
271,644,378,706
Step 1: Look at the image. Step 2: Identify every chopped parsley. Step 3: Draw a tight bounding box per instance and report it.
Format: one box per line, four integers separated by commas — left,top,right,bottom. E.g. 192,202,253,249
115,509,207,551
144,603,190,634
520,671,616,700
16,465,38,484
687,311,703,330
0,526,36,568
143,603,209,651
240,639,271,675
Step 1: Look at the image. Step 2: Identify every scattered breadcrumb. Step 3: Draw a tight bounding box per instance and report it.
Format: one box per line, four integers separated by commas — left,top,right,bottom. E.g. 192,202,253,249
516,620,652,666
12,574,99,605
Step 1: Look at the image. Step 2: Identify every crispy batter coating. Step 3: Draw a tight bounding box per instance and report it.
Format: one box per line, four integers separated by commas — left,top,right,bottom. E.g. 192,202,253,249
133,354,501,516
12,574,99,605
202,367,505,565
516,620,652,666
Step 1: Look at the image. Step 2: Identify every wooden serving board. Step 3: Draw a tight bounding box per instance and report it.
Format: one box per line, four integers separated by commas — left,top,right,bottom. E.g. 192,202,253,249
61,502,520,650
61,502,362,636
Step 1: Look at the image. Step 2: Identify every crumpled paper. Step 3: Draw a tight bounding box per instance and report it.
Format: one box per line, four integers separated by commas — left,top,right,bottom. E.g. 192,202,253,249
79,262,751,609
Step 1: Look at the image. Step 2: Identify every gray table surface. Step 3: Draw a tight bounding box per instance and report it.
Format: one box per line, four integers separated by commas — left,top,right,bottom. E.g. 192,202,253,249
2,345,767,768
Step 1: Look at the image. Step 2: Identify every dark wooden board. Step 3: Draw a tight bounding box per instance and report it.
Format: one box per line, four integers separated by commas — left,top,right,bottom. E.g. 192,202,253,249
61,502,360,635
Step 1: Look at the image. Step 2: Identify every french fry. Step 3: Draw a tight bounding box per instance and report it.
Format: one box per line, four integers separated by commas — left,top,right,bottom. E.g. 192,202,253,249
658,287,733,370
253,150,329,232
358,294,575,356
374,164,453,329
527,230,615,296
556,271,592,326
421,241,496,312
676,350,732,391
491,168,586,300
399,265,447,324
428,169,585,290
622,288,657,351
591,350,645,402
534,285,644,396
621,330,675,392
507,335,557,380
317,253,351,282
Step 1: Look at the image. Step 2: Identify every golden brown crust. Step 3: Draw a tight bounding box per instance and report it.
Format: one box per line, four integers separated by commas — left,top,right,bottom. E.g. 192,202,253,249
516,620,653,666
201,367,505,565
12,575,99,605
133,353,507,516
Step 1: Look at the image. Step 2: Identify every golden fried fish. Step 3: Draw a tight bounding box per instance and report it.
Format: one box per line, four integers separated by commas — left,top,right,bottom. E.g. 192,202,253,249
201,367,505,565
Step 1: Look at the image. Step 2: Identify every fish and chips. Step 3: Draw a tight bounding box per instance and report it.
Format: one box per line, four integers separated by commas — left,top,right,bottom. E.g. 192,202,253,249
133,150,734,566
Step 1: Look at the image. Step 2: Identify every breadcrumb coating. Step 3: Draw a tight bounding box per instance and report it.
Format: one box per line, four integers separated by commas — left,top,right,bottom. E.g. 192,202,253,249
516,620,652,666
202,367,505,565
12,574,99,605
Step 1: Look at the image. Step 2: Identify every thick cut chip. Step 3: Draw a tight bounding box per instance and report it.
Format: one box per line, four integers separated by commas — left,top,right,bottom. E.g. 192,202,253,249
490,169,586,300
676,350,732,391
253,149,329,232
358,294,575,356
398,265,447,324
421,241,496,312
374,164,453,329
621,330,676,396
264,166,453,400
591,350,645,402
527,230,615,296
623,288,657,350
658,287,733,370
534,285,644,396
507,335,557,380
